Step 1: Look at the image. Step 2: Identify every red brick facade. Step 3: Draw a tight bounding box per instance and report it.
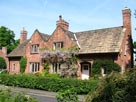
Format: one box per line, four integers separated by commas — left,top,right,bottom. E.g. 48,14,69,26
7,7,133,79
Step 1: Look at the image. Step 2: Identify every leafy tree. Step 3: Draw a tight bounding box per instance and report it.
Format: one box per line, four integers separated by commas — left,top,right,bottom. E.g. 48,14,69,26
19,57,27,73
0,26,18,53
0,57,6,69
133,42,136,48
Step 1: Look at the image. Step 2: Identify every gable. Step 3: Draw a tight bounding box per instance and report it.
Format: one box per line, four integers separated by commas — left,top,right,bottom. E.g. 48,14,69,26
47,26,76,49
75,26,124,54
29,30,46,44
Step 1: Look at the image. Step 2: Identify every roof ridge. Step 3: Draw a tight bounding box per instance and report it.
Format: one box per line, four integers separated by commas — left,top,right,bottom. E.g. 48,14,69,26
75,26,123,34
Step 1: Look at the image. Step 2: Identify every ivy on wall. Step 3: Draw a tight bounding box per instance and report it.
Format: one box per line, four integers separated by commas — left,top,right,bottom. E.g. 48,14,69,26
92,59,121,76
19,57,27,73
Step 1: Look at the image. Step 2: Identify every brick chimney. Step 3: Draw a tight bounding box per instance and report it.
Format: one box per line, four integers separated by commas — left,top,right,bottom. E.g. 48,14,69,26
122,7,131,36
56,15,69,31
20,27,27,44
2,47,7,55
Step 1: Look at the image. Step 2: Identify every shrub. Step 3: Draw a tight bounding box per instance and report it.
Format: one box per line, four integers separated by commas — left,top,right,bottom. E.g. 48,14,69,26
56,88,78,102
92,59,121,77
0,74,98,94
85,68,136,102
0,89,37,102
19,57,27,73
0,57,6,69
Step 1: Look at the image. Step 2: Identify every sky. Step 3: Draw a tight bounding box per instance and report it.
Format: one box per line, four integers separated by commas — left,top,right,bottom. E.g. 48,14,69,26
0,0,136,41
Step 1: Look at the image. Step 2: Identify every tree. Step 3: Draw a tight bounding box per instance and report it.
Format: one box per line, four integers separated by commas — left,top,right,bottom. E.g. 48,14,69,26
85,68,136,102
0,57,6,69
133,42,136,48
0,26,18,53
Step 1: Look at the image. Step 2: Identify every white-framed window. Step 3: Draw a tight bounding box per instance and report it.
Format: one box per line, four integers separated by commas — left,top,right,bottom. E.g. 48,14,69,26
31,44,39,53
53,42,63,50
83,64,89,70
30,62,40,73
52,63,61,73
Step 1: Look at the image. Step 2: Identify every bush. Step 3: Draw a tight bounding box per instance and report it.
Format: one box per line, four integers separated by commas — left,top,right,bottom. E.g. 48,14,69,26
56,88,78,102
0,89,37,102
92,59,121,77
19,57,27,73
0,57,6,69
0,74,98,94
85,68,136,102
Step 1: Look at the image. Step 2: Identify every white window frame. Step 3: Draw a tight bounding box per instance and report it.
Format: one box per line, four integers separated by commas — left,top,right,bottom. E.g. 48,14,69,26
52,63,61,73
31,44,39,53
53,42,63,50
82,64,89,70
30,62,40,73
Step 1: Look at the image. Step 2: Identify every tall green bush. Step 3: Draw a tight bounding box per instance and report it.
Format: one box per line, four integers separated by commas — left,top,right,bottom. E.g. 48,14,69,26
92,59,121,76
0,57,6,69
85,68,136,102
19,57,27,73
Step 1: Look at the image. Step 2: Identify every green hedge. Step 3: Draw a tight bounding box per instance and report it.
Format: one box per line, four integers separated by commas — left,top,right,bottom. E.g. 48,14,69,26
0,74,98,94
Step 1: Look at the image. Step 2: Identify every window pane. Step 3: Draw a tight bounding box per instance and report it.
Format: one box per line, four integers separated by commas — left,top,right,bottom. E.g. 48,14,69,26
31,44,39,53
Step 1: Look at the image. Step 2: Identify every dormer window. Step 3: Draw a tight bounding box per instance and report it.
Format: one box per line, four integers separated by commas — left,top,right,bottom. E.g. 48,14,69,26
53,42,63,50
31,44,39,53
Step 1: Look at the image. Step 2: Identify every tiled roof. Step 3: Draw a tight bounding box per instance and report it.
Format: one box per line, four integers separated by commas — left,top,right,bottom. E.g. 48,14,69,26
40,33,50,41
75,26,124,54
7,26,124,57
7,40,30,57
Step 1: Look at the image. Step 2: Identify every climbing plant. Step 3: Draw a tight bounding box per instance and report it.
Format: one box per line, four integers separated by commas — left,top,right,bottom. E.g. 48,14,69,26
92,59,121,77
40,46,79,78
19,57,27,73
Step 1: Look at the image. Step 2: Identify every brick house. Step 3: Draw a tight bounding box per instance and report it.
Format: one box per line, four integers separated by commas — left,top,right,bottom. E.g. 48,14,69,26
7,7,133,79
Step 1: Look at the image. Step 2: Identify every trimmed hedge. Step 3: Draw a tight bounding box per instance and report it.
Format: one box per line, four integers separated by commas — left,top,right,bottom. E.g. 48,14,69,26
0,74,98,94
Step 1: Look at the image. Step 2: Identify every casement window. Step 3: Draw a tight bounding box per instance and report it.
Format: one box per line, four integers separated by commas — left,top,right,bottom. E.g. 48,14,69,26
52,63,61,73
30,62,40,73
53,42,63,50
31,44,39,53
